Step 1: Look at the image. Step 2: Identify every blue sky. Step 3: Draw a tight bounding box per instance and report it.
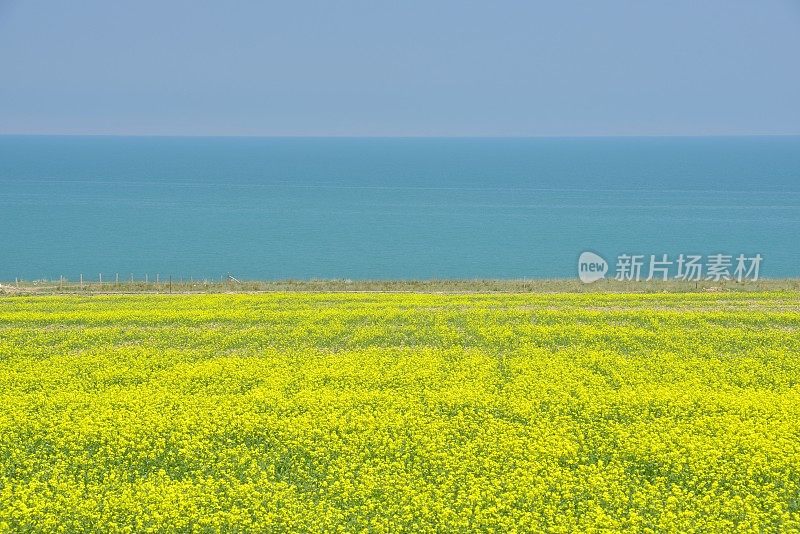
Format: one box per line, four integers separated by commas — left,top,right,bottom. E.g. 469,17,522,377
1,0,798,136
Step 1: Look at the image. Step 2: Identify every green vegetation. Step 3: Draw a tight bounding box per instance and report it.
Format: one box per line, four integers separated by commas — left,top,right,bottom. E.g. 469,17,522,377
2,277,799,295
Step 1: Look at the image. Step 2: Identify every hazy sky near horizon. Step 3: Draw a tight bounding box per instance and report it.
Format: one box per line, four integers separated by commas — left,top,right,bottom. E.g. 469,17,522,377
1,1,799,136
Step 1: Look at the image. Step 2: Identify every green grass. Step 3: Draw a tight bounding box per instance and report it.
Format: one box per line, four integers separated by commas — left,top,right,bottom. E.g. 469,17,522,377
3,277,799,295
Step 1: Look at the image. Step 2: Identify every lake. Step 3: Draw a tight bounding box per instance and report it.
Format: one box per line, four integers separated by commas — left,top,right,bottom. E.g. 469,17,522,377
1,136,798,281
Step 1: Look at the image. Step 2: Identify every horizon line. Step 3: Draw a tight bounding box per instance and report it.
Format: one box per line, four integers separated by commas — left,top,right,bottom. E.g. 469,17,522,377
1,133,800,140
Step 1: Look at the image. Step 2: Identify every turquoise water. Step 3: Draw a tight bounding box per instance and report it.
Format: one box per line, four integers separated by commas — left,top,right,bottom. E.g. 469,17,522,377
1,136,799,280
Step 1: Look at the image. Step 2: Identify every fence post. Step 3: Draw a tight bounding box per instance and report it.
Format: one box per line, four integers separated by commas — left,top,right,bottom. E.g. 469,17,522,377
169,275,172,294
80,274,83,289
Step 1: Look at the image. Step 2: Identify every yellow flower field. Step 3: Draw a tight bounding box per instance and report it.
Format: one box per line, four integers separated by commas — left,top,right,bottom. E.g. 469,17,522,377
1,292,799,532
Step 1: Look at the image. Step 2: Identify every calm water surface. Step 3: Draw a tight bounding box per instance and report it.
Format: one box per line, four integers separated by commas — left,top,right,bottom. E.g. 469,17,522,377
1,136,798,280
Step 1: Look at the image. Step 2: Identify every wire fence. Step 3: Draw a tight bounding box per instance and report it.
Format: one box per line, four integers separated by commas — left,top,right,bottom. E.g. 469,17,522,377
2,275,799,295
2,274,248,294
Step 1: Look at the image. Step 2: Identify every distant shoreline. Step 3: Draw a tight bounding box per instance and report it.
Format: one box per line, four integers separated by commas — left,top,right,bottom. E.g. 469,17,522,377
2,278,799,295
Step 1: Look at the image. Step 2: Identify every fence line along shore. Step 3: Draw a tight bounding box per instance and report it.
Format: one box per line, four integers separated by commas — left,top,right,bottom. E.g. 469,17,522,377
1,276,799,295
